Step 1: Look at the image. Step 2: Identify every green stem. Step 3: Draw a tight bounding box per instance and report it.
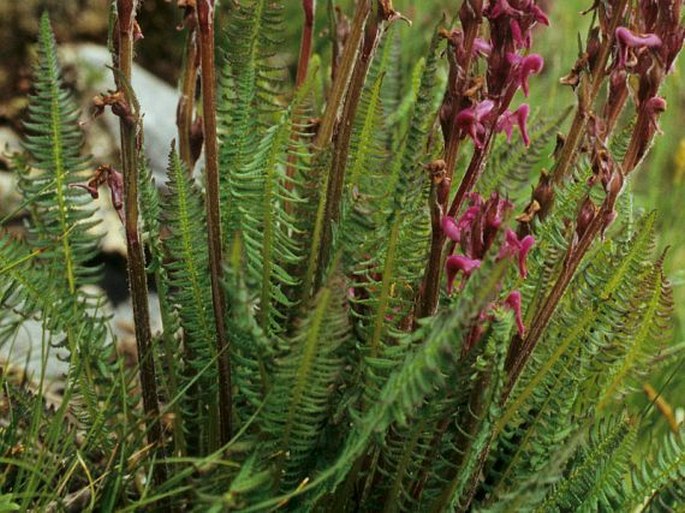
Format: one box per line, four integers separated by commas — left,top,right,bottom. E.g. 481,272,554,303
197,0,233,444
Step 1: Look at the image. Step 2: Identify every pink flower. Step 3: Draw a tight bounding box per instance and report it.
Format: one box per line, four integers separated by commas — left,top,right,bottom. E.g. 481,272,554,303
441,215,462,242
445,255,481,294
487,0,549,48
455,99,496,148
508,53,544,96
487,0,521,19
496,103,530,145
497,229,535,278
504,290,525,336
441,202,481,243
615,26,661,68
483,192,513,231
473,37,493,57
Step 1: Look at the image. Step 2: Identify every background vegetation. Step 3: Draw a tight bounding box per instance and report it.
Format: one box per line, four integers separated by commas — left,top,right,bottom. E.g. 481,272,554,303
1,0,684,511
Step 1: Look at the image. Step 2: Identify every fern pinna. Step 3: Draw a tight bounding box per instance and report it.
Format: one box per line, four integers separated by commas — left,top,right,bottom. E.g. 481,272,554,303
1,1,685,511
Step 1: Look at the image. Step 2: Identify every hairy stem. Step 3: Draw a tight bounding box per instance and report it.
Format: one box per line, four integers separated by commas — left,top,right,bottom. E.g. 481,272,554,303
197,0,233,444
114,0,167,487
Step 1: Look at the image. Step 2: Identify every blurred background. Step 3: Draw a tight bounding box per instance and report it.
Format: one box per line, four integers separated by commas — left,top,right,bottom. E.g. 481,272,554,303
1,0,683,420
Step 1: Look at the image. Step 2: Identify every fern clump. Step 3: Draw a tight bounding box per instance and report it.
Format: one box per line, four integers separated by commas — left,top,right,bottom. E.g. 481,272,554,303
1,1,684,511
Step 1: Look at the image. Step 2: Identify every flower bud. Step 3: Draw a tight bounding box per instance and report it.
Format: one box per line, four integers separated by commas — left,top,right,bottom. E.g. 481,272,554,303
532,170,554,219
575,196,597,240
459,0,483,29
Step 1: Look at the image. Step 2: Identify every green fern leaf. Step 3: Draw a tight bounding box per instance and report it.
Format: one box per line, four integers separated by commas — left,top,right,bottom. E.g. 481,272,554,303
534,416,637,513
161,147,218,453
260,276,351,492
622,428,685,512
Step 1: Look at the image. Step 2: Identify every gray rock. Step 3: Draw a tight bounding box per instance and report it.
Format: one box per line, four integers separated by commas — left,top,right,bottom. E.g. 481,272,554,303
60,43,183,181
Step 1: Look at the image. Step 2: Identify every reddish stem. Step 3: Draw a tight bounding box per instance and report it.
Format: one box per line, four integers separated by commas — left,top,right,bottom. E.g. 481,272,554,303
296,0,316,89
114,0,167,489
177,13,200,171
196,0,233,444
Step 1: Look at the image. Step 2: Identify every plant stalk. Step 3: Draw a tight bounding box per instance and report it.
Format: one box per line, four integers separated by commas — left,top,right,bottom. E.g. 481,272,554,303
316,2,383,282
285,0,317,204
550,0,629,184
114,0,167,487
296,0,316,89
506,0,631,389
177,10,200,171
197,0,233,443
414,25,480,320
314,0,371,150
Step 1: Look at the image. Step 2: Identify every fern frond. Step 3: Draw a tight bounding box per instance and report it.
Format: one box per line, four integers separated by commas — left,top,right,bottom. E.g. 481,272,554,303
622,428,685,512
8,14,111,433
161,147,218,453
349,27,445,404
596,257,673,408
421,312,513,512
19,13,101,296
483,212,658,507
224,238,276,424
534,416,636,513
299,259,509,509
219,0,285,236
260,276,351,492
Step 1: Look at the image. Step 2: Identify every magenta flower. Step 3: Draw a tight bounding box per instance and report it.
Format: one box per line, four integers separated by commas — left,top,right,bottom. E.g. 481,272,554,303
440,216,461,242
487,0,521,19
615,27,662,68
486,0,549,48
455,99,496,148
473,37,493,58
496,103,530,145
507,53,544,96
504,290,525,336
526,1,550,26
441,203,481,243
497,229,535,278
441,215,462,242
445,255,481,294
483,192,513,231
